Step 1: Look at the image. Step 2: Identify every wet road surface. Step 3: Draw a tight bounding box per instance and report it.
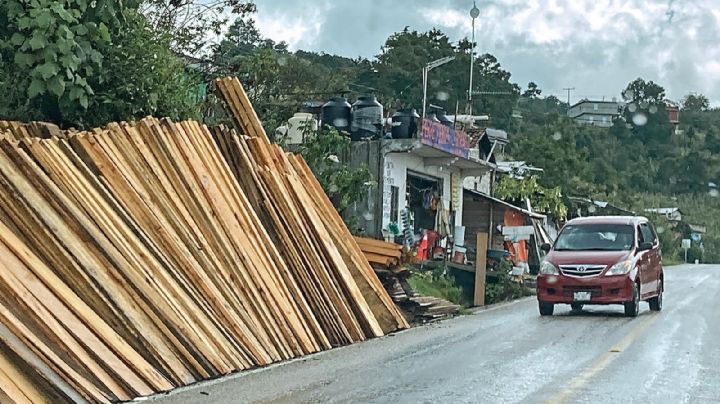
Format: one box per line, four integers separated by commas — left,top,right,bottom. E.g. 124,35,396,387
148,264,720,403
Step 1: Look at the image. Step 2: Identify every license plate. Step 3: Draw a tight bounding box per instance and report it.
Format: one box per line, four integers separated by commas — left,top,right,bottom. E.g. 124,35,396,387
574,291,592,301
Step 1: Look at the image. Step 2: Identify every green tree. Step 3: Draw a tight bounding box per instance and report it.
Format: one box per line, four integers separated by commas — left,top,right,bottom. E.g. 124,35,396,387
681,93,710,112
1,1,201,128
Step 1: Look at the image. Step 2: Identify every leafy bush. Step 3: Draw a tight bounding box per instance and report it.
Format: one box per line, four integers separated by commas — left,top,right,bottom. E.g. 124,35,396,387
485,258,529,305
407,270,468,307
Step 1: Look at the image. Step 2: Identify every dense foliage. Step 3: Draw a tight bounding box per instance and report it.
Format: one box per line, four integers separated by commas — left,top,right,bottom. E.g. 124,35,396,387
0,0,201,128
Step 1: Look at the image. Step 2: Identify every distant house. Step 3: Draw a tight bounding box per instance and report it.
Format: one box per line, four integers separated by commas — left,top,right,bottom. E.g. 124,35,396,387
567,100,623,127
666,105,680,124
644,208,682,222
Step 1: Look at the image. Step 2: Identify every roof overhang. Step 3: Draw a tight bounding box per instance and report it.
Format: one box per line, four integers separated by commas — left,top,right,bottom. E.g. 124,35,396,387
464,188,546,219
383,139,495,177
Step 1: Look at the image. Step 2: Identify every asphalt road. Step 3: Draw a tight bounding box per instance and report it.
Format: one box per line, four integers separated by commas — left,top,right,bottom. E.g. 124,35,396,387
148,264,720,404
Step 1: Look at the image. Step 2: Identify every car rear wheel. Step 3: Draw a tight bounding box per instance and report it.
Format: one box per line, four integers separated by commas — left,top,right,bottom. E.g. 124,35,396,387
539,301,554,316
624,282,640,317
570,303,583,312
649,280,663,311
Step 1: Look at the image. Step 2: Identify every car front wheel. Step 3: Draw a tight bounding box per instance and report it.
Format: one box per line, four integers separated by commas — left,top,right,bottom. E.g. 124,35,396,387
649,280,663,311
539,301,554,316
624,282,640,317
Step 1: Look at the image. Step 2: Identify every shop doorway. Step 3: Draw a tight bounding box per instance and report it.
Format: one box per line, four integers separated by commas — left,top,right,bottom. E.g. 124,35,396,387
406,171,442,234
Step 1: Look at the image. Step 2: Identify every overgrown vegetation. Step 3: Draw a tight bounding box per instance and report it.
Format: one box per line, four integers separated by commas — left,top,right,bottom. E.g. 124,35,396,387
295,126,372,233
407,271,468,307
485,259,529,305
0,0,202,128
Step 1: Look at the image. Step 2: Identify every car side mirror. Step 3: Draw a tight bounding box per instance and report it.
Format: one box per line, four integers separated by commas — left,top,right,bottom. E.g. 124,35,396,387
541,243,552,253
638,242,653,251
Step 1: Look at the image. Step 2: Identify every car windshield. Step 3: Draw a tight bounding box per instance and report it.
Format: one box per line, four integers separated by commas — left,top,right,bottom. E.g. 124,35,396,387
554,224,634,251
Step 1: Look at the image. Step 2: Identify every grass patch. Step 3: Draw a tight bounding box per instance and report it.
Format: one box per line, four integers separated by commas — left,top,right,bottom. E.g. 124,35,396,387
407,272,469,307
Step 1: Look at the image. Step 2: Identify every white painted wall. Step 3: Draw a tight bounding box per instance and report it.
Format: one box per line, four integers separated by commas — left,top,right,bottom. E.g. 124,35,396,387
381,152,463,232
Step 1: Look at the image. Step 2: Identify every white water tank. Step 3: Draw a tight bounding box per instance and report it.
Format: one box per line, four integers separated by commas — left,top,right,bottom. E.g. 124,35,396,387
285,112,318,144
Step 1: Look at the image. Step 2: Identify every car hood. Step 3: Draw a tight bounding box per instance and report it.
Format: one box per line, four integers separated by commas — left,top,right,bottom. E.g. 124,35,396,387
546,250,631,267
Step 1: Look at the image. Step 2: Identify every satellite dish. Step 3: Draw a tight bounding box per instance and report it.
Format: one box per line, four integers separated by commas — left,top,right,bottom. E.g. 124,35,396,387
470,3,480,18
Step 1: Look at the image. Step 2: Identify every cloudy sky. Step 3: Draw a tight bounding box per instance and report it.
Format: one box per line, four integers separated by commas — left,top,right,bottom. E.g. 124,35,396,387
251,0,720,104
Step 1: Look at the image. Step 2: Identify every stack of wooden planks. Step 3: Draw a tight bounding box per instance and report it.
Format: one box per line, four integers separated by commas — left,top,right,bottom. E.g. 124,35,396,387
354,236,404,267
0,80,406,402
350,237,461,324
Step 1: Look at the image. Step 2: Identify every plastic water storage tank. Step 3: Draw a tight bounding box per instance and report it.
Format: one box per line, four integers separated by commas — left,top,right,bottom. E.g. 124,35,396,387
285,112,318,144
321,97,351,133
350,95,383,141
435,110,453,127
391,108,420,139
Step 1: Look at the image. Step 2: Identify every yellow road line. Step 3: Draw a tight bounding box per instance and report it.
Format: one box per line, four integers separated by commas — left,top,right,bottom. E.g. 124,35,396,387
544,314,660,404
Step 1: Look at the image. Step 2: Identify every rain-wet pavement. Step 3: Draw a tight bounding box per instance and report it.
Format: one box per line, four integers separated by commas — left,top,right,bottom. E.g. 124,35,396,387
148,264,720,403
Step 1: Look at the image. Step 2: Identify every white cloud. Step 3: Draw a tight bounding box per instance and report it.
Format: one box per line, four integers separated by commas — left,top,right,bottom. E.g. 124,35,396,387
250,0,720,103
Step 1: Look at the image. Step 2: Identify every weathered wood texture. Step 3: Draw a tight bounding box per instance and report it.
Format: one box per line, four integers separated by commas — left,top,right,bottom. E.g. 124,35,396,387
0,80,406,403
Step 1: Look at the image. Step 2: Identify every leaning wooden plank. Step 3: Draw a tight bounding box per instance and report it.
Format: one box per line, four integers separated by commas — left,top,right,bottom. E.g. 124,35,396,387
167,120,306,358
104,123,261,368
0,219,172,392
0,144,197,385
0,324,80,403
289,155,409,332
0,259,131,400
140,119,287,362
0,344,52,404
280,170,385,337
211,127,337,348
0,299,111,403
74,125,256,369
182,120,326,352
25,136,226,379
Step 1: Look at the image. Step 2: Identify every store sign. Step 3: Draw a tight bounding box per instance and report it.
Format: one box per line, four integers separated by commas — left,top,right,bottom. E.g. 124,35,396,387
420,119,470,159
502,226,535,236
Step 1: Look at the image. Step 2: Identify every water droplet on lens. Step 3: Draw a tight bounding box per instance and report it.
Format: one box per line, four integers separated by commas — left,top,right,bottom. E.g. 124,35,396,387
623,89,634,99
649,105,658,114
436,91,449,101
333,118,348,128
710,189,720,197
628,103,638,112
632,113,648,126
657,226,665,234
639,101,649,109
552,131,562,141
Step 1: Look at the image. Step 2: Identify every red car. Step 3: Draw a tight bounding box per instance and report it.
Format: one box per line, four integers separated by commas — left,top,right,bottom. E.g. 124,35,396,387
537,216,664,317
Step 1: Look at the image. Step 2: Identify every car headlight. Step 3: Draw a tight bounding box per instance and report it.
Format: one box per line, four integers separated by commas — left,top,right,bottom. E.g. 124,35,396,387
606,259,632,275
540,261,559,275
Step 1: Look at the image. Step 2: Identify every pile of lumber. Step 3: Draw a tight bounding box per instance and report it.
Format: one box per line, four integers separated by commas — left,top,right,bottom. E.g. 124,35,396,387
353,237,461,323
354,236,403,267
0,79,406,403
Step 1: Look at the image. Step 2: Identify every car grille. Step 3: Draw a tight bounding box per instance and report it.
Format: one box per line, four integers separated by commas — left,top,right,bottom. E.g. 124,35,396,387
559,264,606,277
563,286,602,297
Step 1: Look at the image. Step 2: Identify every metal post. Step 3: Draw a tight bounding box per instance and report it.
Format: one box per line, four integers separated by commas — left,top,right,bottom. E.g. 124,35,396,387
469,16,476,106
468,2,480,114
422,67,428,119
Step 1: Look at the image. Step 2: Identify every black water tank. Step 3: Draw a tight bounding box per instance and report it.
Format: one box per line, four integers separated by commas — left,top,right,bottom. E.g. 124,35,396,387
436,110,453,127
321,97,351,133
351,95,383,141
391,108,420,139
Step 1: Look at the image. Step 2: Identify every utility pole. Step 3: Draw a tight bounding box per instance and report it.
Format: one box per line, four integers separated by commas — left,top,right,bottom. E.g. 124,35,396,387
422,56,455,119
562,87,575,105
467,2,480,114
